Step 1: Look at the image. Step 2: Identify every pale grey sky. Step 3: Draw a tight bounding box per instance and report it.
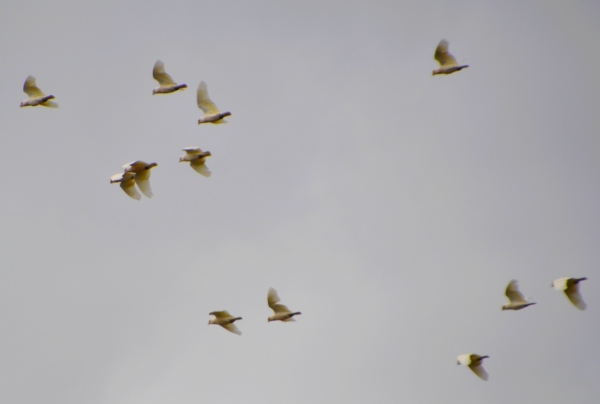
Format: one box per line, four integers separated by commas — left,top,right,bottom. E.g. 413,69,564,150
1,1,599,403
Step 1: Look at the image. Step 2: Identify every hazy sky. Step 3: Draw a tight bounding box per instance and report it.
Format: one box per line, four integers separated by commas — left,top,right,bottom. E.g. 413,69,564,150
1,1,599,403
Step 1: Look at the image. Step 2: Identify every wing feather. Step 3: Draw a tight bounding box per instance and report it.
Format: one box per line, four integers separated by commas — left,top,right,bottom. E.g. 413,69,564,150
434,40,458,67
196,81,220,114
190,160,211,177
120,176,141,200
134,169,153,198
152,60,176,86
210,310,232,319
23,76,45,98
221,323,241,335
565,282,586,310
267,287,281,309
505,280,527,303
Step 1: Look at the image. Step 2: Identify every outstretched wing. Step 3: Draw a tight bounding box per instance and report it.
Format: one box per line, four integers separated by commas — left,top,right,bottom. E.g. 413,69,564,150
267,287,281,309
434,40,458,67
183,147,203,155
468,362,489,381
23,76,45,97
505,280,527,303
152,60,176,86
271,303,292,314
196,81,220,114
190,160,211,177
209,310,232,319
120,176,141,200
221,323,241,335
565,281,586,310
134,169,153,198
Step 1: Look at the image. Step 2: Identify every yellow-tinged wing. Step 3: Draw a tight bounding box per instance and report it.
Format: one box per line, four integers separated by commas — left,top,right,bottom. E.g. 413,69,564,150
190,160,211,177
565,280,586,310
23,75,45,98
196,81,220,114
134,169,153,198
434,40,458,67
505,280,527,303
209,310,233,319
267,287,281,309
152,60,176,86
221,323,241,335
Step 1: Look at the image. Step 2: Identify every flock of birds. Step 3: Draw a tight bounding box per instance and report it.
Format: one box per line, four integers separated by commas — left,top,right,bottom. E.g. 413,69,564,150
19,39,590,382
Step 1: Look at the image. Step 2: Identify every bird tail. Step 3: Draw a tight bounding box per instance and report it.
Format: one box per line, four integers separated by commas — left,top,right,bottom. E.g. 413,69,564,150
175,84,188,90
575,277,588,282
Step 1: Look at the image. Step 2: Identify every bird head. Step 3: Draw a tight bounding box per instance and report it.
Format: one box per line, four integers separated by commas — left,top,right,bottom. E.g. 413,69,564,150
19,101,25,107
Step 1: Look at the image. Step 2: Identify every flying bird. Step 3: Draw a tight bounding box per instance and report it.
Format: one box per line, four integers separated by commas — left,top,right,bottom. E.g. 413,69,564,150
552,277,588,310
179,148,212,177
20,76,58,107
122,161,157,198
432,40,469,75
502,280,536,310
152,60,187,94
267,287,301,322
110,172,141,200
457,354,489,381
208,311,242,335
196,81,231,124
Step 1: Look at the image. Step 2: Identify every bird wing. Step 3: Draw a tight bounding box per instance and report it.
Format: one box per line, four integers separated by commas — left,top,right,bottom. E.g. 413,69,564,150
565,281,586,310
221,323,241,335
468,362,489,381
210,310,232,319
134,169,153,198
190,160,211,177
183,147,203,155
110,173,124,182
267,287,281,309
23,75,45,97
505,280,527,303
196,81,220,114
434,40,458,67
41,100,59,108
152,60,176,86
122,161,146,172
120,176,141,200
271,303,292,314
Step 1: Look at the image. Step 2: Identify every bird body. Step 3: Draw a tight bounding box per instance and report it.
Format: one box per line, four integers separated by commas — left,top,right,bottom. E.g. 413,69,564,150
179,148,212,177
208,311,242,335
267,287,301,322
432,40,468,75
552,277,588,310
196,81,231,124
502,280,536,310
152,60,187,94
457,353,489,381
122,161,157,198
20,76,58,107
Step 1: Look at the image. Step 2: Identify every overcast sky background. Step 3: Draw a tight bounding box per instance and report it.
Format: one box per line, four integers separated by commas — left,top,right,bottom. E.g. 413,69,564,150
1,1,599,403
